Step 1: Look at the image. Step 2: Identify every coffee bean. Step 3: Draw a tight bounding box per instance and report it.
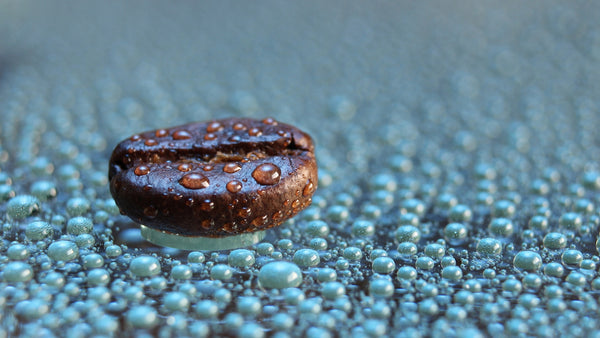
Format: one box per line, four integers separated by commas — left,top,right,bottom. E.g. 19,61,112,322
108,117,318,238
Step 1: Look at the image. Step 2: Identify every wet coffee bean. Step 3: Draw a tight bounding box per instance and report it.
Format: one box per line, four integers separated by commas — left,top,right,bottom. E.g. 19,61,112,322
108,117,318,237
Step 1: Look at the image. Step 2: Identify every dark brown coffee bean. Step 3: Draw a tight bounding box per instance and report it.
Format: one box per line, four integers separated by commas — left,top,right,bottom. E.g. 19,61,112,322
108,117,318,238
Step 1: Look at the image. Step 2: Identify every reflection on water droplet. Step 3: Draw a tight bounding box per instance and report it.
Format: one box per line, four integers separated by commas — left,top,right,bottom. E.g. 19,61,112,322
202,165,214,172
130,134,141,141
252,163,281,185
134,165,149,176
226,180,243,193
144,139,157,146
172,130,192,140
179,173,209,189
201,199,215,211
155,129,168,137
204,133,216,141
223,163,242,173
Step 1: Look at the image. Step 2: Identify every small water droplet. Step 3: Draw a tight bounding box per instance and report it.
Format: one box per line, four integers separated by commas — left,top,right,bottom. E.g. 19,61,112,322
303,180,315,196
185,198,194,206
178,163,192,172
223,163,242,173
155,129,168,137
134,165,150,176
204,133,216,141
292,199,300,208
144,139,157,146
272,210,284,221
202,165,214,172
252,163,281,185
143,184,153,191
228,135,241,142
248,128,262,137
179,173,209,189
201,199,215,211
130,134,141,141
226,180,243,193
201,220,212,229
172,130,192,140
238,207,252,218
206,122,223,133
262,117,277,125
173,194,183,201
233,123,246,131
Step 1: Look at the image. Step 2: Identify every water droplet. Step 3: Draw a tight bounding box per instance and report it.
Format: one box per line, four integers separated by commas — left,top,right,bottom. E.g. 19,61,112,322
130,134,141,141
252,163,281,185
226,180,243,193
223,163,242,173
262,117,277,125
134,165,150,176
155,129,168,137
233,122,246,131
202,165,214,172
303,180,315,196
206,122,223,132
177,163,192,172
172,130,192,140
204,133,216,141
238,207,252,218
144,139,157,146
179,173,209,189
201,199,215,211
248,127,262,136
258,261,302,289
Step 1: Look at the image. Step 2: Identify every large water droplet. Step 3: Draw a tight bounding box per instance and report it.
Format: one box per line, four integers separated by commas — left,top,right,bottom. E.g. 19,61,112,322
179,173,209,189
252,163,281,185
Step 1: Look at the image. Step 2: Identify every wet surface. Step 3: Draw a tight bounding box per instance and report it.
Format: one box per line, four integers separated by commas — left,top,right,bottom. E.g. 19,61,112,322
1,1,600,336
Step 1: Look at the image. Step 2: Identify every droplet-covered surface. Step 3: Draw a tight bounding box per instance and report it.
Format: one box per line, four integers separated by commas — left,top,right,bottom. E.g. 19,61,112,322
2,1,600,337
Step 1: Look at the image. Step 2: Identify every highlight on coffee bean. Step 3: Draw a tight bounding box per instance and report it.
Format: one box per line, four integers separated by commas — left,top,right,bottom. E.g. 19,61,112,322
108,117,318,250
